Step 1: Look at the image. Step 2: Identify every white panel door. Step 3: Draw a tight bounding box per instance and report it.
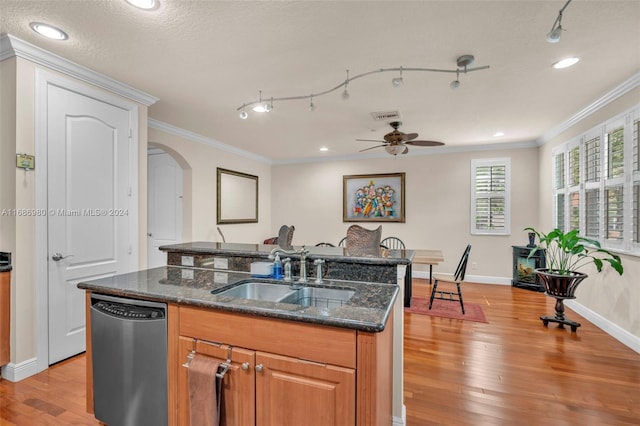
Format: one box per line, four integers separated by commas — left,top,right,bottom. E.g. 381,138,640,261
47,84,132,364
147,151,183,268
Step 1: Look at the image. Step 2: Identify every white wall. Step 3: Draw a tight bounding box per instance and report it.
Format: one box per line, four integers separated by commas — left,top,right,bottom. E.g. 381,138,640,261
271,146,539,280
148,127,272,244
538,87,640,339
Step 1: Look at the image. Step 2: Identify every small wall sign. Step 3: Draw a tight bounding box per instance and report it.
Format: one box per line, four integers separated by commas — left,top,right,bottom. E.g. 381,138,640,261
16,154,35,170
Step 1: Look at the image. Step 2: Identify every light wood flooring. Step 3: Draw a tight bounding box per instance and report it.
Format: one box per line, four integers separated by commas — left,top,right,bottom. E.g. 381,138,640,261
1,280,639,425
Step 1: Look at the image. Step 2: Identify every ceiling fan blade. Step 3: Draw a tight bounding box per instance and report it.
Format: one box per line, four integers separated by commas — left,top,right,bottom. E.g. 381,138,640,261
356,139,386,143
402,133,418,141
359,144,387,152
404,140,445,147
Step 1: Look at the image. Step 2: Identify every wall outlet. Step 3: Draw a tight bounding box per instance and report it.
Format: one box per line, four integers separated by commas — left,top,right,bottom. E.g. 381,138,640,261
471,262,478,270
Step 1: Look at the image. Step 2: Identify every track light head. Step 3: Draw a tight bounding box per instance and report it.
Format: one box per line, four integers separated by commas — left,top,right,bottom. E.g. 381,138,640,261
341,88,350,100
309,96,316,112
546,25,563,43
450,80,460,89
239,110,248,119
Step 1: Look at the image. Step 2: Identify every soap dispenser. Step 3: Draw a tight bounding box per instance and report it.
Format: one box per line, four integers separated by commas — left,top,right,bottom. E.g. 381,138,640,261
273,254,283,279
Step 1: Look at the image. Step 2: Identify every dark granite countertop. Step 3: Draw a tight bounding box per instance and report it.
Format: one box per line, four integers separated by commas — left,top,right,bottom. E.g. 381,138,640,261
0,265,11,272
159,241,414,265
77,267,398,332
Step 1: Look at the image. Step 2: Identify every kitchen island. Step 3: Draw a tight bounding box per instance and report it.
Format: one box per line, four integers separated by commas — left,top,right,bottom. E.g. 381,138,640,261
78,242,411,425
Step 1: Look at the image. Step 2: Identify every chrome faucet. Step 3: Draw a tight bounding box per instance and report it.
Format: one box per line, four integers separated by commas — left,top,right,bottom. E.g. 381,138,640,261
269,246,310,287
314,259,325,284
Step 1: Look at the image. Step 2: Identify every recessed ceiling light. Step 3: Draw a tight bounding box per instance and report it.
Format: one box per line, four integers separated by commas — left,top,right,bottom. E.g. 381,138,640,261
29,22,68,40
493,132,505,137
319,147,329,152
553,57,580,69
125,0,158,10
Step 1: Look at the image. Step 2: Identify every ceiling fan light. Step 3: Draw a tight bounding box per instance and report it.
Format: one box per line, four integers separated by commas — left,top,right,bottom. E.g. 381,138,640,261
385,145,405,156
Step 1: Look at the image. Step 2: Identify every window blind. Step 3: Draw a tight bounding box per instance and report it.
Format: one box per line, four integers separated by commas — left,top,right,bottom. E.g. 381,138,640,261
569,146,580,187
585,189,599,238
605,186,624,240
585,136,600,182
555,153,565,189
570,191,580,231
471,159,510,235
606,127,624,178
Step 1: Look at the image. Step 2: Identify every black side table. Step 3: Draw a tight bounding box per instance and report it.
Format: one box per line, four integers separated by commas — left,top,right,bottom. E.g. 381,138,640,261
511,246,546,292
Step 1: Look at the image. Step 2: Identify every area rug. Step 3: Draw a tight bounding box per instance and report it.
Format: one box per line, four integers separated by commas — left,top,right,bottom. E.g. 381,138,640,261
405,297,488,323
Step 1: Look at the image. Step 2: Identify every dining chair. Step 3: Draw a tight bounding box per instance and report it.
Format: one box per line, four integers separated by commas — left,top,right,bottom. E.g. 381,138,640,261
338,237,347,247
380,236,405,250
278,225,295,250
428,244,472,314
315,242,335,247
345,225,382,257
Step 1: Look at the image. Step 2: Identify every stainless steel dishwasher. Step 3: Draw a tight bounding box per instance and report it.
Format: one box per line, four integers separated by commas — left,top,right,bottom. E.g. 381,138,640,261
90,293,168,426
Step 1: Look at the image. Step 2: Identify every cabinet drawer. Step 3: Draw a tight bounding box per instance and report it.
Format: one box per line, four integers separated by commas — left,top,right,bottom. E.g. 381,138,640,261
179,306,356,368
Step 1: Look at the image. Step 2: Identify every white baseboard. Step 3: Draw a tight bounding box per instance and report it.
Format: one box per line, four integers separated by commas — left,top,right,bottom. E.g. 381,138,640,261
392,404,406,426
1,357,39,382
565,300,640,354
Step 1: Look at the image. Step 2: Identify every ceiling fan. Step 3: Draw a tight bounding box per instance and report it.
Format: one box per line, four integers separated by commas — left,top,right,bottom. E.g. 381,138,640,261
357,121,444,155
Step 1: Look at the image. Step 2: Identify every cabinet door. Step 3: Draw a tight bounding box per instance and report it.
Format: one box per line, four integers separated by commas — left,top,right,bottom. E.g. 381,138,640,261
178,337,255,426
256,351,355,426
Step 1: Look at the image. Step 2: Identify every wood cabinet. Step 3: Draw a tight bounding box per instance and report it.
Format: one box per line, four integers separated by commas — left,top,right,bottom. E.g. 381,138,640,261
178,336,355,426
172,305,390,426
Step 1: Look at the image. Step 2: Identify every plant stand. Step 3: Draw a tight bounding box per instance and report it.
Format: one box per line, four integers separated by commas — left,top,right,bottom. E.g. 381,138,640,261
535,269,588,333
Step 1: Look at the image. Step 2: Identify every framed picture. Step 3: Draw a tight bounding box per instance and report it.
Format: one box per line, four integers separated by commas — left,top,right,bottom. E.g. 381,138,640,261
343,172,405,222
217,168,259,224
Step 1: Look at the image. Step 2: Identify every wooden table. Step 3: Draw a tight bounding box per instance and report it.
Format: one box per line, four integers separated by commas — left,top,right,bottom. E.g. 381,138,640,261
405,249,444,307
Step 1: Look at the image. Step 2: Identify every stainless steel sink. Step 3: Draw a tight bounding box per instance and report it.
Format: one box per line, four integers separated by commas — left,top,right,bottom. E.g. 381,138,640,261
213,280,356,308
278,286,356,308
213,282,293,302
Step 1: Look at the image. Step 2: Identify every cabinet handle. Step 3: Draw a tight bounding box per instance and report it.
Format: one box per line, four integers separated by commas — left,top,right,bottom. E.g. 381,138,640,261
241,362,249,370
255,364,263,373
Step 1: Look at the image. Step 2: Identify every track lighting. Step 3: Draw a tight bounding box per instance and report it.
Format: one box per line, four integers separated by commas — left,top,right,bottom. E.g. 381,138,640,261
252,90,270,112
450,70,460,89
392,67,404,87
546,0,572,43
239,104,248,120
342,70,350,100
236,54,490,119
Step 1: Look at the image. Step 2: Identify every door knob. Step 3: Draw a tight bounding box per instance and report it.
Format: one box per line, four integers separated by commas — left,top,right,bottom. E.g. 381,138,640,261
51,253,73,261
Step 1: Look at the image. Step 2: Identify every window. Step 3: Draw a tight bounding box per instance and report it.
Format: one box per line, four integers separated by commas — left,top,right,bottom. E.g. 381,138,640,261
585,189,599,238
552,106,640,255
471,158,510,235
585,136,600,182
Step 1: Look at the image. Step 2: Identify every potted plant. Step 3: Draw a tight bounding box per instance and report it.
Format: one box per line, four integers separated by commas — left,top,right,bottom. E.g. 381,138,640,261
524,227,623,331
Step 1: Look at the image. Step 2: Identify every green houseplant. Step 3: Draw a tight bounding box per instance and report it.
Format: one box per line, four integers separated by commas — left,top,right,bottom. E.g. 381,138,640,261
524,227,623,331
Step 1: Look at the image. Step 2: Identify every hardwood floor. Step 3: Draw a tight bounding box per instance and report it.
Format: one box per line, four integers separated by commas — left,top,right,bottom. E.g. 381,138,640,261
405,279,640,426
1,280,638,425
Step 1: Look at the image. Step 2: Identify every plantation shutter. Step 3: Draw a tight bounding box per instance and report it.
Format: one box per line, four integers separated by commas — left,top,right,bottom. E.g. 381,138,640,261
471,159,510,235
585,189,599,238
585,136,600,182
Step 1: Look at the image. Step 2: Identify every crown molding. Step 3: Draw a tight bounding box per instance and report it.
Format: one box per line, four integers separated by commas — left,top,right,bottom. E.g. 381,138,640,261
148,118,271,164
537,72,640,146
0,34,158,106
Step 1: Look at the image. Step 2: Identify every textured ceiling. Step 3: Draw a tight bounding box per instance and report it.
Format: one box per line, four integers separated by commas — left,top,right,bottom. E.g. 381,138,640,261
1,0,639,161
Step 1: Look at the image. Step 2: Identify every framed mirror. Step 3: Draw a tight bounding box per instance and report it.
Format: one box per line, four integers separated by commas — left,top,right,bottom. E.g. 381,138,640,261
216,168,259,224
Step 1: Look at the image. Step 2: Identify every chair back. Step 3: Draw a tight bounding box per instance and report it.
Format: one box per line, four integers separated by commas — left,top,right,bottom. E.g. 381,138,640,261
345,225,382,257
454,244,472,281
278,225,295,250
338,237,347,247
315,242,335,247
380,236,405,250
